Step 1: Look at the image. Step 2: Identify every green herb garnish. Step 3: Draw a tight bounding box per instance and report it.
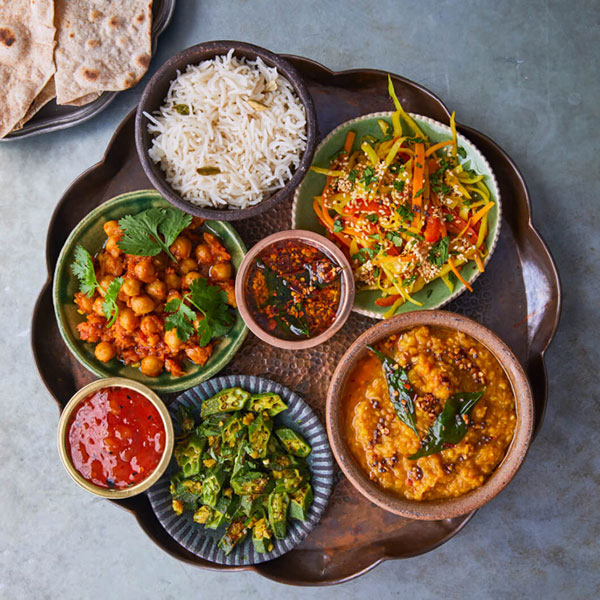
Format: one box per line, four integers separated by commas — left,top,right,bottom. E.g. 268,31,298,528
351,247,376,264
401,274,417,287
386,231,403,247
173,103,190,115
348,169,358,182
393,180,405,193
117,207,192,262
457,146,467,159
408,390,485,459
71,245,122,326
165,278,234,345
367,345,418,436
396,204,414,222
333,216,344,233
366,213,379,223
428,235,450,266
444,214,454,222
414,187,424,198
360,166,378,187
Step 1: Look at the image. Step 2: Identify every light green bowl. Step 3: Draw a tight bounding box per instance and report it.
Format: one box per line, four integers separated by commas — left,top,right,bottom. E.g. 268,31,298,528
292,112,501,318
53,190,248,393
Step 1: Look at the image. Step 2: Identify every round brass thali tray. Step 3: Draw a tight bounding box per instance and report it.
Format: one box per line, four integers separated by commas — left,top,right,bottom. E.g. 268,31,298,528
32,56,561,585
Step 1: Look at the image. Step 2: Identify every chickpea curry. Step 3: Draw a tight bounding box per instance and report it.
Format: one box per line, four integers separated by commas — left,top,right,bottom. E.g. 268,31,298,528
71,207,236,378
245,240,342,340
342,326,516,501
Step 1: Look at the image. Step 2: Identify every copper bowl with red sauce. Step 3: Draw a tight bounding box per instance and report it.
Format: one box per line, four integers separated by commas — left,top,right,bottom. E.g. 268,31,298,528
235,230,355,349
57,378,174,499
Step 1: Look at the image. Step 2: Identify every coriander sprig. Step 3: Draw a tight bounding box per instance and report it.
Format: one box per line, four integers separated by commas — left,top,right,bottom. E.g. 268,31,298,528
165,278,234,345
71,244,122,326
117,207,192,262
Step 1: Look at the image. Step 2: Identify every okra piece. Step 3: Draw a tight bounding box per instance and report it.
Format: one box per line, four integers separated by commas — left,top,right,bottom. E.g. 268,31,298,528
289,483,313,521
252,515,274,554
248,413,272,459
193,505,213,524
273,468,304,494
267,491,289,539
202,466,226,507
275,427,312,458
230,470,270,496
205,495,237,529
174,433,206,477
201,387,250,418
176,405,195,433
196,412,228,436
170,472,202,513
218,517,249,555
240,494,263,517
248,392,288,417
221,414,246,448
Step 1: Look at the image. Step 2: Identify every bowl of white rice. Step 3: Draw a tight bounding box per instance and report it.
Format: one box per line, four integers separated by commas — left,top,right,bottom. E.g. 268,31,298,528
135,40,317,220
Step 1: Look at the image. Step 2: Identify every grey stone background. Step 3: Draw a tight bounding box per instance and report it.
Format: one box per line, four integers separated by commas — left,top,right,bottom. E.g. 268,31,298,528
0,1,598,598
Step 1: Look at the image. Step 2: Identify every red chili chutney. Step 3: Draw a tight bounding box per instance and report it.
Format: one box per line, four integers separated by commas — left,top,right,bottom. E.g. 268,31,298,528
66,386,165,489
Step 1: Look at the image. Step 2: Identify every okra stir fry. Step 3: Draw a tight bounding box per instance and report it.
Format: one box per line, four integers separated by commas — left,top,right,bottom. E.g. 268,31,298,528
170,387,314,555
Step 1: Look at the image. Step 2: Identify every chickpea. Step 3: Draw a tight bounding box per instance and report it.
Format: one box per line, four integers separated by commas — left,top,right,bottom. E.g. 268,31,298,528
179,257,198,275
209,262,232,282
140,315,161,336
95,341,116,362
164,329,181,352
152,253,169,269
170,236,192,260
195,243,213,265
118,307,138,333
182,271,201,288
164,272,181,290
167,290,182,303
105,236,121,258
103,220,121,237
146,279,167,302
122,277,142,297
92,297,105,316
98,275,115,296
134,259,156,284
131,295,155,316
140,356,164,377
77,293,94,313
103,255,124,276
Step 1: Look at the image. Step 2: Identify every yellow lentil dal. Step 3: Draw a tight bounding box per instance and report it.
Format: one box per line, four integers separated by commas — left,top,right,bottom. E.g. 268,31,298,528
342,326,516,501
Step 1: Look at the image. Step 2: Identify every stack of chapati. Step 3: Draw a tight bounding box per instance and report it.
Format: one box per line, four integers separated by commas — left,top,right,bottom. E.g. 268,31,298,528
0,0,153,138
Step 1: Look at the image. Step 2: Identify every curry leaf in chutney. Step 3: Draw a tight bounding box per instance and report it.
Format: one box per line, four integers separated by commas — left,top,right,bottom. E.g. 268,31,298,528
408,389,485,459
367,345,418,436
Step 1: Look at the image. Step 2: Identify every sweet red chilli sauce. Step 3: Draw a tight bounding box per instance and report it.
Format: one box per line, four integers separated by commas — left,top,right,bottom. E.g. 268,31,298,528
245,240,342,340
66,386,165,489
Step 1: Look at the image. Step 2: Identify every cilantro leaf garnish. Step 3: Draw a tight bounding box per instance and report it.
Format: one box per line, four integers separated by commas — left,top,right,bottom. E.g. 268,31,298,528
444,214,455,222
388,163,404,174
117,207,193,262
393,180,405,193
71,244,123,326
348,169,358,182
414,187,424,198
359,166,378,187
333,216,344,233
396,204,414,222
401,274,417,287
351,247,376,264
71,245,98,297
428,236,450,266
386,231,403,247
366,213,379,223
457,146,467,159
164,278,234,345
101,277,124,327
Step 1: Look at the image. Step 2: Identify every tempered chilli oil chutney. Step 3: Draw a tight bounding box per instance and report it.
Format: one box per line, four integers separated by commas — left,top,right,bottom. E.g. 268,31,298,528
342,326,516,501
245,240,342,340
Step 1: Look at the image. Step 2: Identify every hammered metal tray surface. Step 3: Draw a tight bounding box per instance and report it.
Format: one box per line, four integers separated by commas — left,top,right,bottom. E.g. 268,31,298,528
31,56,561,586
2,0,176,141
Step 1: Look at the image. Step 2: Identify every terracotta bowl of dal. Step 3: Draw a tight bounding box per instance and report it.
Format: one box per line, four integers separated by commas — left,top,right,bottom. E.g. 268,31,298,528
326,310,534,520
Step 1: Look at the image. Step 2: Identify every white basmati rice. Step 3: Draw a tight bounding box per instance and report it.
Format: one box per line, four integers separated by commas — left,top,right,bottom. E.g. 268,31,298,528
145,49,307,209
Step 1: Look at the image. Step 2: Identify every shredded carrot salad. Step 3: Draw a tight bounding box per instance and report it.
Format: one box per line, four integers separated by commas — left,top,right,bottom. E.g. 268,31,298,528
310,76,494,318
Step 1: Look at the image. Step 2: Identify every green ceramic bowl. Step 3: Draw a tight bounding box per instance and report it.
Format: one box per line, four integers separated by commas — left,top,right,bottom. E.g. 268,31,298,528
53,190,248,393
292,112,501,318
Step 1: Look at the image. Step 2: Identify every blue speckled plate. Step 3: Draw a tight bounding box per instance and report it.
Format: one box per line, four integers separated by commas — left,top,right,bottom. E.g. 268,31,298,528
146,375,334,566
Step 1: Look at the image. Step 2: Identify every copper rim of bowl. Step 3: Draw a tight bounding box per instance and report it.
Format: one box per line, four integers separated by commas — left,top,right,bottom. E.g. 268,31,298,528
57,377,174,499
134,40,318,221
234,230,355,349
326,310,534,520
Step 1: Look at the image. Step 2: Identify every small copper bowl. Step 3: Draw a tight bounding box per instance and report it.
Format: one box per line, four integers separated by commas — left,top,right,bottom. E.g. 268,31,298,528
57,378,174,499
326,311,534,520
235,230,355,349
